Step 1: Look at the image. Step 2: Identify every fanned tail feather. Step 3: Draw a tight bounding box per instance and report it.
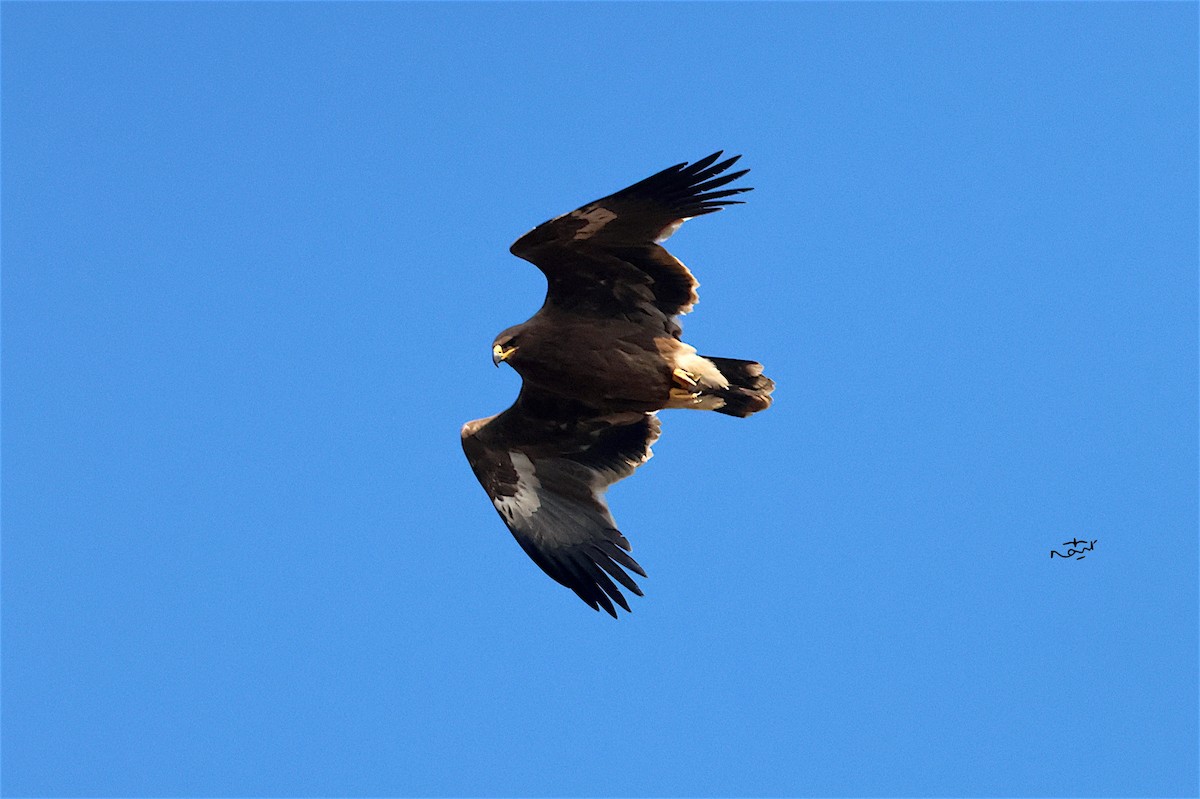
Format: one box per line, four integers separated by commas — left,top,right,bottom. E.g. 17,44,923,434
702,357,776,418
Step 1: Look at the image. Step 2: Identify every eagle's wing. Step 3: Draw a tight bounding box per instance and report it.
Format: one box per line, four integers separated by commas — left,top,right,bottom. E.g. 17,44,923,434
461,388,660,617
509,151,751,320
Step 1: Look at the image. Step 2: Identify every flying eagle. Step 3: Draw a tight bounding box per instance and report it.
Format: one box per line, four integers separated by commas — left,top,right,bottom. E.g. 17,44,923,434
461,152,775,617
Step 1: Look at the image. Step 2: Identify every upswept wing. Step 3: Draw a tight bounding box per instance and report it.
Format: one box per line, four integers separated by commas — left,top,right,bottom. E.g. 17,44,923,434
509,152,751,320
461,389,660,617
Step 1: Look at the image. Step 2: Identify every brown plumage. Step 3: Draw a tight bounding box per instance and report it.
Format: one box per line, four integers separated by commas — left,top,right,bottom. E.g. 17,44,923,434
462,152,775,617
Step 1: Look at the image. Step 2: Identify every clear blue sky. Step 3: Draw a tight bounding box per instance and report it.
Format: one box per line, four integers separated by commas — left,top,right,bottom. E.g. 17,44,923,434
3,3,1196,796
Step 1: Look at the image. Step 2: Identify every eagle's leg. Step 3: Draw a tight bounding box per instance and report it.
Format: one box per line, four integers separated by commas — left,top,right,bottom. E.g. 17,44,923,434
669,387,702,403
669,368,705,405
672,367,699,388
667,357,775,415
670,366,711,406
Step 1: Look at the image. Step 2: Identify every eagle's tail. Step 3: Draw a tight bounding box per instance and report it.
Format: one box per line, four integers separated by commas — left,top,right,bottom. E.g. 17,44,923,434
699,356,775,418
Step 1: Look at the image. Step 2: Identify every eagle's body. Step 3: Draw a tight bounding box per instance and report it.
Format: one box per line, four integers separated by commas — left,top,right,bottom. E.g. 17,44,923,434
462,152,774,617
497,314,677,411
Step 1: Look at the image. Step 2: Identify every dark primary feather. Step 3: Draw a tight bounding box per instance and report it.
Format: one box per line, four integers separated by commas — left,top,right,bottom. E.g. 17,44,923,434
602,151,752,227
509,152,752,321
461,388,659,617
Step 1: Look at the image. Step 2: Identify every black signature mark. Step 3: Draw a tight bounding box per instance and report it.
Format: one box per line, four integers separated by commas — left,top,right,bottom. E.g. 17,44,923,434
1051,538,1097,560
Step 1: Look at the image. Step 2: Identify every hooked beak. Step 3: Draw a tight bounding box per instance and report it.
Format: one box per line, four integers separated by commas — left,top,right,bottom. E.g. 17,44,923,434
492,343,517,367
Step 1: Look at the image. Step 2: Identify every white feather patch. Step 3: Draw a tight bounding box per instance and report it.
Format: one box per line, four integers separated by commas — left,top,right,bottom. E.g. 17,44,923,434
654,217,689,243
493,451,541,521
666,342,729,390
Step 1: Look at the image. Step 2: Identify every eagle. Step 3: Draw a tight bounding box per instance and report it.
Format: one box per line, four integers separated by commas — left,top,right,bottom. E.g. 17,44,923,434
461,152,775,617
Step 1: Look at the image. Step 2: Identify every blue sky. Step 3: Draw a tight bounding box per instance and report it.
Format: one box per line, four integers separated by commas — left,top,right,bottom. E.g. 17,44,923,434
3,3,1196,796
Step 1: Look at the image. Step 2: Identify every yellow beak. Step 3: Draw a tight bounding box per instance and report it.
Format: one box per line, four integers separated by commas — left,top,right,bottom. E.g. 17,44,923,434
492,343,518,367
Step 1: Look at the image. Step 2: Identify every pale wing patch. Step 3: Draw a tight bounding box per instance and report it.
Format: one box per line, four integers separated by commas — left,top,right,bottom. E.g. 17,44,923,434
460,415,495,439
654,246,699,314
571,206,618,240
493,451,541,523
653,217,690,243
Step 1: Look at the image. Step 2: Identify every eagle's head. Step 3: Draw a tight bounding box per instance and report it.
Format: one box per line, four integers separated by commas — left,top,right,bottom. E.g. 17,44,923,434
491,327,522,368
